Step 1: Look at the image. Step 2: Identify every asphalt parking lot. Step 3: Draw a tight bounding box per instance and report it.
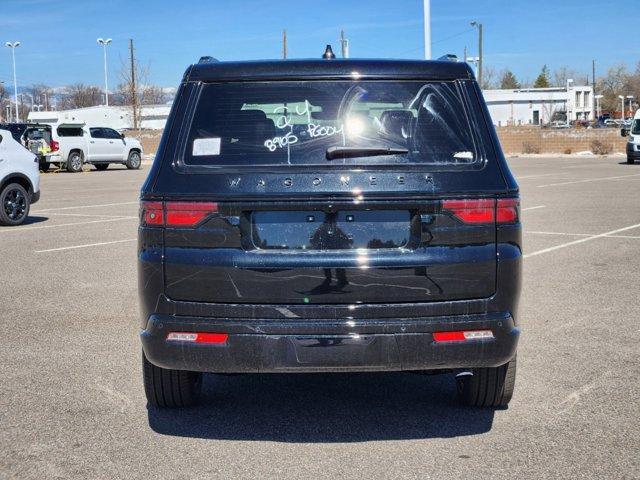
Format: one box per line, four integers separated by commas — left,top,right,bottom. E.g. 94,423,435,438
1,156,639,479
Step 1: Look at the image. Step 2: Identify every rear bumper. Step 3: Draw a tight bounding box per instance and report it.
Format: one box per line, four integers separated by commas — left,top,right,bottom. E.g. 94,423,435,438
141,312,519,373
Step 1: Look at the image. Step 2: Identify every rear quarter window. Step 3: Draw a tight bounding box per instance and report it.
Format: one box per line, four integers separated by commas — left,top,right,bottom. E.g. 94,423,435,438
179,80,482,169
57,127,84,137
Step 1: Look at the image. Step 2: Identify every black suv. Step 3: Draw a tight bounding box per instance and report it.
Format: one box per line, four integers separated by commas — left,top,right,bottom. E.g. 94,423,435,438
139,55,522,409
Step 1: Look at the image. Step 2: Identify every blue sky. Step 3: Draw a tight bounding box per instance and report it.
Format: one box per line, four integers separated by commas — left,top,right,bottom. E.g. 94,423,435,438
0,0,636,89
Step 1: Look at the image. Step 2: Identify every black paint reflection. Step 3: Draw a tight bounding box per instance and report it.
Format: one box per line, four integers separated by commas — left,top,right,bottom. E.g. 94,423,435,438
308,212,351,294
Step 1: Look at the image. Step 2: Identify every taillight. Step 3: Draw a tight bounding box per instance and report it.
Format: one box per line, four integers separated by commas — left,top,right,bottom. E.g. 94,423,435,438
442,199,495,224
139,201,218,227
140,201,164,226
50,139,59,152
496,198,519,224
442,198,520,225
165,201,218,227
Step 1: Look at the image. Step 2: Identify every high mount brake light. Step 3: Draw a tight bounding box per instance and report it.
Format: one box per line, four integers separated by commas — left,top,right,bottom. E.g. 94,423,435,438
140,201,218,227
442,198,519,225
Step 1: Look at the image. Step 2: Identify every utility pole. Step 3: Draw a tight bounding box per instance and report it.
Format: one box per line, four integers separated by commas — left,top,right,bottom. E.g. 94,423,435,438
129,38,138,130
282,29,287,59
340,30,349,58
423,0,431,59
470,22,483,87
478,24,483,88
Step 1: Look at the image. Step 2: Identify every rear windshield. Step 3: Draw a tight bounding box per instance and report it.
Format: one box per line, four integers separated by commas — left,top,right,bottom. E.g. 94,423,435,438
183,81,478,167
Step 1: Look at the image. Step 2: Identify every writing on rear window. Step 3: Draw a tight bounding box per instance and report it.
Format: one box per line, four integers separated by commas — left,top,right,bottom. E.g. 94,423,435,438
183,81,478,167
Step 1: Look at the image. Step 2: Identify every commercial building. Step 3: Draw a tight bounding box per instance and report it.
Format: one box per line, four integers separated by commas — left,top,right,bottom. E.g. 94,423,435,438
27,104,170,130
483,84,594,126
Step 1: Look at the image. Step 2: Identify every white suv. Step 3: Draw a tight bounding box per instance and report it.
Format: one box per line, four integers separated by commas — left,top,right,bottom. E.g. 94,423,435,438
47,124,143,172
0,128,40,226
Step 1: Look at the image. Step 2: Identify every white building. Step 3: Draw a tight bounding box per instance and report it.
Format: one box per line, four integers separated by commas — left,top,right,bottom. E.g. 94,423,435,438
483,85,594,126
27,104,171,130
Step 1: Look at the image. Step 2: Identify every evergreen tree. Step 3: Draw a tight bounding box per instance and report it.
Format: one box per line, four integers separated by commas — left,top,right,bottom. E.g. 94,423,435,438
534,65,551,88
500,70,521,89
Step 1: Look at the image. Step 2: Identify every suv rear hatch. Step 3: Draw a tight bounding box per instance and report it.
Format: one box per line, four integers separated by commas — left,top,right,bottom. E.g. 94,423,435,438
146,78,513,305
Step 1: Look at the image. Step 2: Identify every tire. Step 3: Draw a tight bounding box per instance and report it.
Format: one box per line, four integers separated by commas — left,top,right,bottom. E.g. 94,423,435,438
0,183,30,226
126,150,142,170
142,352,202,408
627,156,635,164
94,163,109,171
40,161,50,172
67,151,83,173
456,355,517,408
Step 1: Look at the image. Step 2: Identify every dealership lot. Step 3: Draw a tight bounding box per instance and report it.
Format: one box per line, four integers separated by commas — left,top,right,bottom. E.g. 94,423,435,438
1,157,638,479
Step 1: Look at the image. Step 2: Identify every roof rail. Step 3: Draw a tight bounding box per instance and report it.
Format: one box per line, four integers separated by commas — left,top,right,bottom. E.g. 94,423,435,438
198,56,219,64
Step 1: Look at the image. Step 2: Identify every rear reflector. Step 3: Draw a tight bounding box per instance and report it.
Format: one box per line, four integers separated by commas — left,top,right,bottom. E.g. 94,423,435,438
166,332,228,344
140,201,218,227
433,330,494,342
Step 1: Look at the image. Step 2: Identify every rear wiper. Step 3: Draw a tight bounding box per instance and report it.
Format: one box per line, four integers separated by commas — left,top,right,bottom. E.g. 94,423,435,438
326,146,409,160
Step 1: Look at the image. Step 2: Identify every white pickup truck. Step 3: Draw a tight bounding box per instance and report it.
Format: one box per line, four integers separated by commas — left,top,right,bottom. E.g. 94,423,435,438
46,124,143,172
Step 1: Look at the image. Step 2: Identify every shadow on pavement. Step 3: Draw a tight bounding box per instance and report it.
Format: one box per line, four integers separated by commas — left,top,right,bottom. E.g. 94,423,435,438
22,215,48,225
148,372,495,442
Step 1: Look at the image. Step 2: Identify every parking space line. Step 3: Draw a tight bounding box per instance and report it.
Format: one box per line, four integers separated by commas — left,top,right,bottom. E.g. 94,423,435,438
33,201,138,213
0,217,137,233
45,212,137,219
522,205,546,211
527,230,640,240
537,173,640,188
515,173,559,180
35,238,137,253
524,223,640,258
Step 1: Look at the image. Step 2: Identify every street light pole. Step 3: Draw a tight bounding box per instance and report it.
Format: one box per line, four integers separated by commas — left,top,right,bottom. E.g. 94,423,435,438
5,41,20,122
423,0,431,59
619,95,625,120
594,94,603,120
97,38,112,106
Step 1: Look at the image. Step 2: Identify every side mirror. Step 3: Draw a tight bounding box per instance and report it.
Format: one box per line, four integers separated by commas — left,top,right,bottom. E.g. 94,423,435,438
621,128,629,137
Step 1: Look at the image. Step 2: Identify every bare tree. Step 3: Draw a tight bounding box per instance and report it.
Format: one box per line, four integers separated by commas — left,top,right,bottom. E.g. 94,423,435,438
30,83,53,110
0,83,8,121
140,85,166,105
597,64,628,113
480,66,497,89
553,67,589,87
58,83,102,109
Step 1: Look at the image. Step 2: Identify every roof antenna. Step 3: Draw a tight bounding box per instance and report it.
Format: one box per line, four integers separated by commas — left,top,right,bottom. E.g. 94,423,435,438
322,44,336,59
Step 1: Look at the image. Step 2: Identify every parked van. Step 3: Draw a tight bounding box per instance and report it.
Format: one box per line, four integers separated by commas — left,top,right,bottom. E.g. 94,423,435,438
623,110,640,164
138,55,522,409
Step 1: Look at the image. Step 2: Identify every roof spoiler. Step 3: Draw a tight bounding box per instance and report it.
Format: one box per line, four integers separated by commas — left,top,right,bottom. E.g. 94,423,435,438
198,56,219,64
